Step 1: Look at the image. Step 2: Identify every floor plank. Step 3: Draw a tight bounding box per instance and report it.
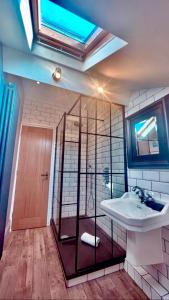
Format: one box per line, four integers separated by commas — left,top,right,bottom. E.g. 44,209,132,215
0,227,148,300
14,230,34,299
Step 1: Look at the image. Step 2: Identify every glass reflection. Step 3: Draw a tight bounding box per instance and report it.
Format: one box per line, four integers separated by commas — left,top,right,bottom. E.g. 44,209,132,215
135,116,159,156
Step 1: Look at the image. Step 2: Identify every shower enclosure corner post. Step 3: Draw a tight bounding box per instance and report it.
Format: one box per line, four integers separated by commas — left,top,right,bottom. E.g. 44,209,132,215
109,102,114,256
122,105,128,193
50,97,127,278
75,96,82,272
51,126,58,220
85,103,89,216
94,99,98,263
109,102,113,199
58,113,66,240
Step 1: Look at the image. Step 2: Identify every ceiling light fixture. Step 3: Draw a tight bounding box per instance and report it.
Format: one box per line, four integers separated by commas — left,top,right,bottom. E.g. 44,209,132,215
97,86,104,94
52,67,62,81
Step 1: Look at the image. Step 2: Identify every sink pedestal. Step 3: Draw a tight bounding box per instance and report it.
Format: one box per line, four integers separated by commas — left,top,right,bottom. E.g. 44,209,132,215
126,228,163,266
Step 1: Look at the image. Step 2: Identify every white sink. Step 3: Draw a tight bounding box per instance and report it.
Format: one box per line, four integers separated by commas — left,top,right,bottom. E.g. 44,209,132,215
100,192,169,232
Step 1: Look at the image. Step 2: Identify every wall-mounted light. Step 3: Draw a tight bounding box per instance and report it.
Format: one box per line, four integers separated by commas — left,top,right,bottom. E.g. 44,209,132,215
52,67,62,81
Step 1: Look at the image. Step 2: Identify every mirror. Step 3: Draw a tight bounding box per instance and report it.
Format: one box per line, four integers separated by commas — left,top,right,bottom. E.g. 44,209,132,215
134,116,159,156
127,101,169,168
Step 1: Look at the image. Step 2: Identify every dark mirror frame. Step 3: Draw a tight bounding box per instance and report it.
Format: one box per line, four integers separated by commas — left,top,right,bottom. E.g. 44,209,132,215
126,98,169,169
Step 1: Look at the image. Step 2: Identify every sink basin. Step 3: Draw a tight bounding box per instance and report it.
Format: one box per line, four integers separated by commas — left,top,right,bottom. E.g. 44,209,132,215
100,192,169,232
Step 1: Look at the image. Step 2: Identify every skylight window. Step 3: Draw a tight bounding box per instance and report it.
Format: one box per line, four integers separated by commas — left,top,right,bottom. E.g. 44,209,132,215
40,0,97,44
31,0,118,60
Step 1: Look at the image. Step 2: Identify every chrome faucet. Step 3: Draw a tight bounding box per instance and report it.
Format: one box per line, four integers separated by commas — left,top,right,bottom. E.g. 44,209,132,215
132,186,145,203
132,186,154,204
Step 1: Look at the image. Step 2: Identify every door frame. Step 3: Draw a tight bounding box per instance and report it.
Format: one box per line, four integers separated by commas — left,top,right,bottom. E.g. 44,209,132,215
11,123,54,229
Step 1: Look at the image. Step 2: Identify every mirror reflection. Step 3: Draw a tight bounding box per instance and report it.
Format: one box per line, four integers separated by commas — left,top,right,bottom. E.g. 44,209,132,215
134,116,159,156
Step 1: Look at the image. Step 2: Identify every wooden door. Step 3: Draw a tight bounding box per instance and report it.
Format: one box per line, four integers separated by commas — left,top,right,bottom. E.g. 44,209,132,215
12,126,53,230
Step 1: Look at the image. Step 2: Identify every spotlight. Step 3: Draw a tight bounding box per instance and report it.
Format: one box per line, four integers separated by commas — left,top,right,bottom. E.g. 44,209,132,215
97,86,104,94
52,67,62,81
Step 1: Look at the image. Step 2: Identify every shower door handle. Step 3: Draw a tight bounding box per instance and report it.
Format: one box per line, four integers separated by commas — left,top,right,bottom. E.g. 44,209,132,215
41,172,49,179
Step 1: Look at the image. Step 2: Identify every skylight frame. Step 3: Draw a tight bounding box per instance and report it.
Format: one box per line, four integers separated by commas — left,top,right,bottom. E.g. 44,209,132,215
31,0,111,60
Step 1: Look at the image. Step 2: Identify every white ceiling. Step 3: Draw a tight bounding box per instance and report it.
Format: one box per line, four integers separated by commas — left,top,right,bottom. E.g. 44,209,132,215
1,0,169,100
54,0,169,90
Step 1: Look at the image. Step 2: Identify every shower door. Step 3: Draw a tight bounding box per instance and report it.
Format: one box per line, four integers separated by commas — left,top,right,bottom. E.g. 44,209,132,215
51,95,127,278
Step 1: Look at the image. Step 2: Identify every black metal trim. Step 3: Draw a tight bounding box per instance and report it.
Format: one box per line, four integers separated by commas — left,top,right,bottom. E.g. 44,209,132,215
62,202,77,206
65,140,79,143
85,107,89,215
60,236,76,241
122,106,128,192
79,214,106,220
57,170,78,173
94,99,97,263
81,131,124,139
110,103,113,199
68,113,104,122
51,127,58,218
56,113,65,130
58,113,66,240
75,96,82,271
110,103,114,258
51,94,127,277
57,170,125,175
127,101,169,168
68,95,81,115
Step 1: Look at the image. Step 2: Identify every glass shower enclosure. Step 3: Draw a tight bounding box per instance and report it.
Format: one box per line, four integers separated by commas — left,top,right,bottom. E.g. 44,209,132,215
51,95,127,279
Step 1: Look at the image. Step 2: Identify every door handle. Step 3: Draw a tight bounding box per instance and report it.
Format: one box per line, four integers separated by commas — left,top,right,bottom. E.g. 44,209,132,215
41,172,49,179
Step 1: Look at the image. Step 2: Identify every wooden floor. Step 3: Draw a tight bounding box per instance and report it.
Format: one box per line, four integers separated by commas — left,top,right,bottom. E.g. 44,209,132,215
0,227,148,300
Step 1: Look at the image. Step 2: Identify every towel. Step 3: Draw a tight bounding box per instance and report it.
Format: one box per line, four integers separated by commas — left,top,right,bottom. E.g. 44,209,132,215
81,232,100,247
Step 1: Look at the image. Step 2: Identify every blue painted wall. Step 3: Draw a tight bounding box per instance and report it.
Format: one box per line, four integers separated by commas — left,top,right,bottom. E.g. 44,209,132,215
0,43,2,71
0,46,20,258
0,43,4,100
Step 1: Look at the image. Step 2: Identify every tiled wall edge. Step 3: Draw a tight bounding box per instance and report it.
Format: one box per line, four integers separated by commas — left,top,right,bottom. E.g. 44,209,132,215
66,262,124,287
125,86,169,300
125,259,169,299
67,258,169,297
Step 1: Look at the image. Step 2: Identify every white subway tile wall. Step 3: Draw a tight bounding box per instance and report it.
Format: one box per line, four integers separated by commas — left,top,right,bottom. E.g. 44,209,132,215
66,262,123,287
22,88,79,128
125,87,169,299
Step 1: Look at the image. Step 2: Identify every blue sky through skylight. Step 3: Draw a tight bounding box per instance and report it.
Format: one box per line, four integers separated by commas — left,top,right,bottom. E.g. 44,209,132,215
40,0,97,43
135,120,146,133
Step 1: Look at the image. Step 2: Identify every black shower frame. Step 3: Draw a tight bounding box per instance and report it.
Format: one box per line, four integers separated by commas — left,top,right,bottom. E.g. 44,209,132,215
51,95,128,277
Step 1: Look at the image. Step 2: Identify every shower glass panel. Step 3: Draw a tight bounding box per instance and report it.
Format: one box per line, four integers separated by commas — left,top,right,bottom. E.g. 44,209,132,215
51,95,127,279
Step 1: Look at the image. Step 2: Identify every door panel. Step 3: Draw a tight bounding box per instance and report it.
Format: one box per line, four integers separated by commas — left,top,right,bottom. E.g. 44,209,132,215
12,126,53,230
